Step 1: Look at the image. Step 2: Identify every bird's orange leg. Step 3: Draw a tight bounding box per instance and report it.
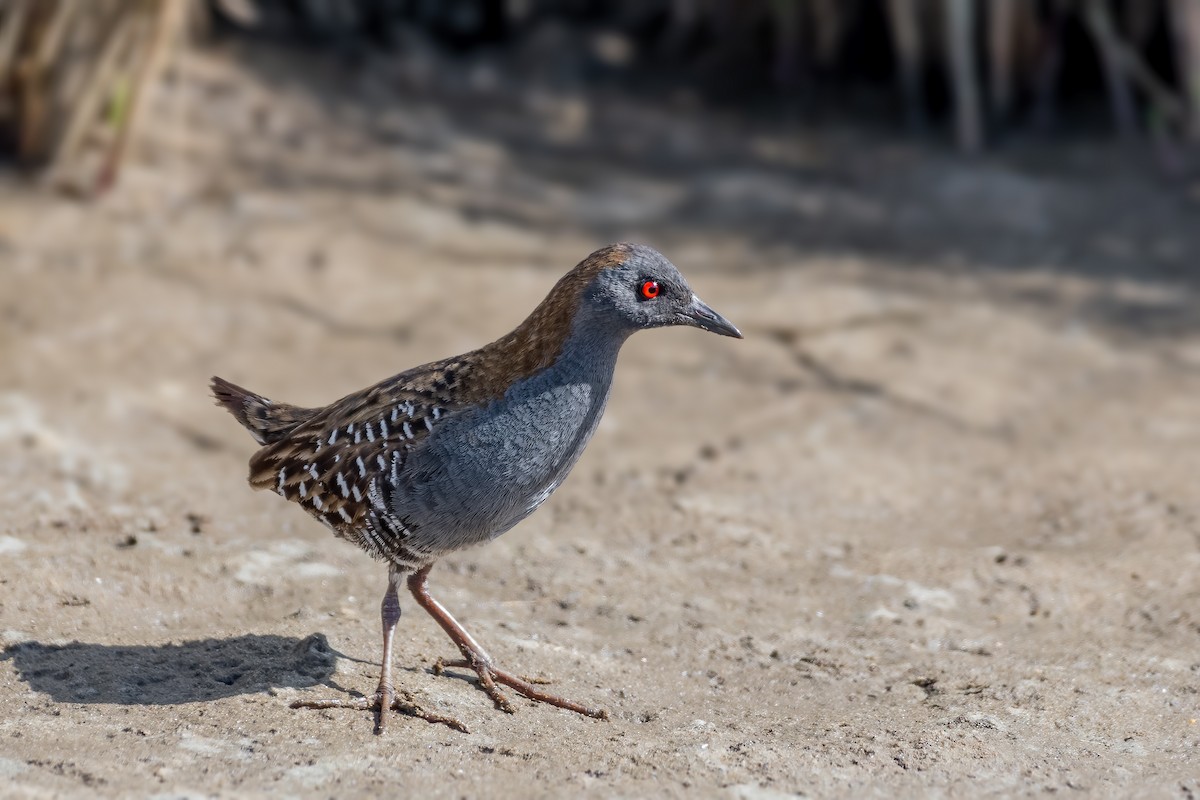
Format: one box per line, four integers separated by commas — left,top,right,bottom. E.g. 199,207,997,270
408,564,608,720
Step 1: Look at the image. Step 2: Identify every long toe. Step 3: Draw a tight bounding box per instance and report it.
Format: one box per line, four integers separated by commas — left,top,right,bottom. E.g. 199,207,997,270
290,690,467,733
490,666,608,720
390,690,470,733
435,659,606,720
434,658,518,713
289,695,374,713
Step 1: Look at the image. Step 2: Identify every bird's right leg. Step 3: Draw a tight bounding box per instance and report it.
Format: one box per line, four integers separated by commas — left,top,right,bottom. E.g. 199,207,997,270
409,564,608,720
290,568,467,733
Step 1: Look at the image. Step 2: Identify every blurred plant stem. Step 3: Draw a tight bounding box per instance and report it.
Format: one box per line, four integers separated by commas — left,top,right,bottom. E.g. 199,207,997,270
0,0,189,195
1170,0,1200,142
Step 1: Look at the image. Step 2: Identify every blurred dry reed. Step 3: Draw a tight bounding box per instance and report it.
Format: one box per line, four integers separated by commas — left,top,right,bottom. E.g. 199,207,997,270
0,0,189,194
207,0,1200,155
3,0,1200,194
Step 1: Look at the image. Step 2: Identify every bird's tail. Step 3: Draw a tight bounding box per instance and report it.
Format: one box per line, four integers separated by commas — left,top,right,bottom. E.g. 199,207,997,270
210,376,319,445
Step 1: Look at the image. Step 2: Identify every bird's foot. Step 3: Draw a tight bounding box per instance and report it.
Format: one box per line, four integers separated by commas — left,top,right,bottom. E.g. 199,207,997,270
290,684,468,734
433,657,608,720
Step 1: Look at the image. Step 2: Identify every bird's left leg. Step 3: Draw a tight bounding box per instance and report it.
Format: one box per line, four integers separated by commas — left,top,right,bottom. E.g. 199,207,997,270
291,568,467,733
408,564,608,720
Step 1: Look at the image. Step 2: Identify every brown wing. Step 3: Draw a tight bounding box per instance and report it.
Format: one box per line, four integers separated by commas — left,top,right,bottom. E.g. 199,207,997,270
247,370,458,563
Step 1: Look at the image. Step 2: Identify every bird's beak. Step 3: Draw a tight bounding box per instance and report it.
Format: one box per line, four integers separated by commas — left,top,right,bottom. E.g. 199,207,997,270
680,295,743,339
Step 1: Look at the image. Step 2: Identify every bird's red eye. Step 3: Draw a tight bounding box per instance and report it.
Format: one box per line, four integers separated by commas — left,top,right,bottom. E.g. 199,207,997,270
640,280,660,299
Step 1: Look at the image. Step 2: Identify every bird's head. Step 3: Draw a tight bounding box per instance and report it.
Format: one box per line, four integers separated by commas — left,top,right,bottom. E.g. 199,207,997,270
577,243,742,339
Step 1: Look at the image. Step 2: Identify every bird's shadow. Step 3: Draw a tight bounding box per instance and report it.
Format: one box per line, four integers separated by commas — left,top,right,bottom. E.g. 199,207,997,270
1,633,345,705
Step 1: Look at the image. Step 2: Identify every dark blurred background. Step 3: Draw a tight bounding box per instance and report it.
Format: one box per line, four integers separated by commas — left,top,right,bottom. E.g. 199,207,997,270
6,0,1200,185
5,0,1200,297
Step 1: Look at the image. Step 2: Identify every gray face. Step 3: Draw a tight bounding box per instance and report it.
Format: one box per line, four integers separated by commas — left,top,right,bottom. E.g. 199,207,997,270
582,245,743,339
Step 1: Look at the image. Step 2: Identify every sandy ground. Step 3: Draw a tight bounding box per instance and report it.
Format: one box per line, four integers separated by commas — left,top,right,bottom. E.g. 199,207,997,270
1,41,1199,798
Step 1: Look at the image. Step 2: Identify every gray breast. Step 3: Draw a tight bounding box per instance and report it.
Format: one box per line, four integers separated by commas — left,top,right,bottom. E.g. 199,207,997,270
391,326,625,554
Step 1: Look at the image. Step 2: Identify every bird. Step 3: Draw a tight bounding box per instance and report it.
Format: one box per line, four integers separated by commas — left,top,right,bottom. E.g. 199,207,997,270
211,242,742,734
